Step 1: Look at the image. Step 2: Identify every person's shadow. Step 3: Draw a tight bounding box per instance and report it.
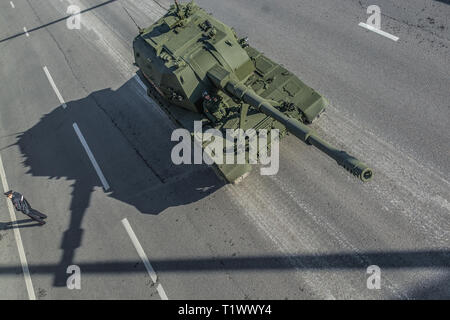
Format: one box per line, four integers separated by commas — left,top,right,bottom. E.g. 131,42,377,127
0,218,42,230
14,76,224,286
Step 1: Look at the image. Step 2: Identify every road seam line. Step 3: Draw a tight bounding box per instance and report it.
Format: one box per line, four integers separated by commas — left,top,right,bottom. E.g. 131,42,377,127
0,155,36,300
358,22,399,41
72,123,110,191
121,218,168,300
43,66,67,109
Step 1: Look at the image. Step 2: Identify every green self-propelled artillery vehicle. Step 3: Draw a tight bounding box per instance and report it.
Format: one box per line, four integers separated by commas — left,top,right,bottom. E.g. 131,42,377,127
133,0,373,183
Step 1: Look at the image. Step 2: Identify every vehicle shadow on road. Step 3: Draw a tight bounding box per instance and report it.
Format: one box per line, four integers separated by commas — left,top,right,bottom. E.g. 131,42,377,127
15,77,224,286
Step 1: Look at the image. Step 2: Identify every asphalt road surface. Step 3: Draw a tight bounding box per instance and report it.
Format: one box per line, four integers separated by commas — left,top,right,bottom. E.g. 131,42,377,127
0,0,449,299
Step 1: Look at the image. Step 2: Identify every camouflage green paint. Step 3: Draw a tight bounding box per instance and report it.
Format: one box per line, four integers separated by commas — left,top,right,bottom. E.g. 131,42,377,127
133,0,372,182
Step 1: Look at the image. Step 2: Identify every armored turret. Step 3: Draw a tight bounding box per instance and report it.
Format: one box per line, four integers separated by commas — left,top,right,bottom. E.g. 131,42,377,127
133,0,372,182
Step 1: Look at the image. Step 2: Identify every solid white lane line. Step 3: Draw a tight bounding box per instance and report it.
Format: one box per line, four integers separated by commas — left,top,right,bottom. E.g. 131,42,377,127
72,123,110,191
10,1,15,9
134,75,149,92
43,66,67,109
0,155,36,300
358,22,399,41
23,27,30,37
121,218,168,300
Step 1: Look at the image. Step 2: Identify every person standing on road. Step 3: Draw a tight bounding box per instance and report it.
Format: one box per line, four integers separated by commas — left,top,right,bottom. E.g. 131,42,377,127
4,190,47,226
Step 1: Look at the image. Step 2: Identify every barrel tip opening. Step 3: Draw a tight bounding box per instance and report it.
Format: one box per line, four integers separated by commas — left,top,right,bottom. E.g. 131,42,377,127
361,168,373,182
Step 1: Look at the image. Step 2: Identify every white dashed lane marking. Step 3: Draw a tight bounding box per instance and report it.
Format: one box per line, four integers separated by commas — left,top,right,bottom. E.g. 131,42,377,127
43,66,67,109
121,218,168,300
72,123,110,191
358,22,399,41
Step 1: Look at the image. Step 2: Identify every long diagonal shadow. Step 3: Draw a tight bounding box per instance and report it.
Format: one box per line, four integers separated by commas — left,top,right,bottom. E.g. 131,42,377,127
0,250,448,273
1,250,447,297
0,0,118,44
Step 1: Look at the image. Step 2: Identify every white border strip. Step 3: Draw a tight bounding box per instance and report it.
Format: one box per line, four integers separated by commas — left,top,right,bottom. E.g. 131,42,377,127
10,1,15,9
134,74,149,92
0,155,36,300
358,22,399,41
23,27,30,37
133,75,176,129
43,66,67,109
72,123,110,191
121,218,168,300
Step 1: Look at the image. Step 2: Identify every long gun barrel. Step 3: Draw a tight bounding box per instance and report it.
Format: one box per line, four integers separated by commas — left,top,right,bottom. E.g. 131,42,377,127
174,0,181,13
207,66,373,182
